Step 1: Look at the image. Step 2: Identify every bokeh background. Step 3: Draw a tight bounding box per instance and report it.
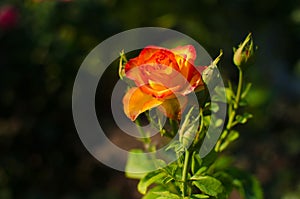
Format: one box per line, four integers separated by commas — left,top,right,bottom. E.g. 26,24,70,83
0,0,299,198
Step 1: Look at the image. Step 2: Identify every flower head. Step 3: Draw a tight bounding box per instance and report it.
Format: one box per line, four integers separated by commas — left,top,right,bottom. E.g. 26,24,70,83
122,45,207,121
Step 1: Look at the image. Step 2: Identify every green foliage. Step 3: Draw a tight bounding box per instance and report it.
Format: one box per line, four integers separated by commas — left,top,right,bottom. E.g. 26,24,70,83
190,194,210,198
138,170,167,195
191,152,203,175
123,34,264,199
125,149,156,179
236,113,253,124
151,191,181,199
126,149,167,179
191,176,223,197
143,186,166,199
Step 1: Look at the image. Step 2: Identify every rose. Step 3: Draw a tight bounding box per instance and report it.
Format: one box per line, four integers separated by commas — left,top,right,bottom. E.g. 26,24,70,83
0,5,19,30
233,33,254,67
122,45,207,121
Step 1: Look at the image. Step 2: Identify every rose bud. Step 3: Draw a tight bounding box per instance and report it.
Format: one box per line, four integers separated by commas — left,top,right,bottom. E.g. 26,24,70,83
202,50,223,87
233,33,254,67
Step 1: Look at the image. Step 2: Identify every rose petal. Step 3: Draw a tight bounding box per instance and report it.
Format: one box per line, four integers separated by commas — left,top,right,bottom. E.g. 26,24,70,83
140,84,179,98
125,46,172,72
124,57,139,72
178,61,196,82
144,49,180,72
171,45,198,82
123,87,163,121
138,46,162,61
181,72,205,95
147,67,185,89
125,65,148,86
148,80,169,91
171,45,197,64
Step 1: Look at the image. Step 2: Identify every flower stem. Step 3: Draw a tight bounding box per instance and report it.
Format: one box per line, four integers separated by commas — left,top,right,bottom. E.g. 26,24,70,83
135,119,153,151
227,68,243,130
216,68,243,151
234,68,243,110
182,149,191,198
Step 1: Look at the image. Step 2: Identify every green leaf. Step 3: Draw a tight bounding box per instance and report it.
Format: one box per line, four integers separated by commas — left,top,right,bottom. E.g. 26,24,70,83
165,140,185,154
163,164,180,182
125,149,157,179
142,186,166,199
191,152,203,175
227,130,239,142
138,170,167,194
191,176,224,197
225,87,235,102
153,191,181,199
236,113,253,124
156,197,178,199
214,171,235,199
241,83,252,99
190,194,210,198
219,131,239,151
194,166,208,177
161,175,174,184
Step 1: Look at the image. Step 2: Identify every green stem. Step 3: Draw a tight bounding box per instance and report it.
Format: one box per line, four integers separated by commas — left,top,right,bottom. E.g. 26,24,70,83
135,119,153,151
234,68,243,110
169,118,175,137
182,149,191,198
216,68,243,151
228,68,243,129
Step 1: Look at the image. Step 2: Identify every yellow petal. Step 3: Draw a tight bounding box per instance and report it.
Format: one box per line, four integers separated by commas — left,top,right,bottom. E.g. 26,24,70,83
148,79,169,91
123,87,163,121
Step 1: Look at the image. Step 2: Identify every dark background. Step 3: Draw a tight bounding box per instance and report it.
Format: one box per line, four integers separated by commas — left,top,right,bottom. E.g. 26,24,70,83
0,0,299,198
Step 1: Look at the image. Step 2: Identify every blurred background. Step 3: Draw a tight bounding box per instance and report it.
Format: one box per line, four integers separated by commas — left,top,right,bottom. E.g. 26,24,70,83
0,0,299,198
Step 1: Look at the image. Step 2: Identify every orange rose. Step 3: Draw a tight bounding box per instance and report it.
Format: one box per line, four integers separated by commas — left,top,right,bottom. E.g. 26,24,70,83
122,45,206,121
